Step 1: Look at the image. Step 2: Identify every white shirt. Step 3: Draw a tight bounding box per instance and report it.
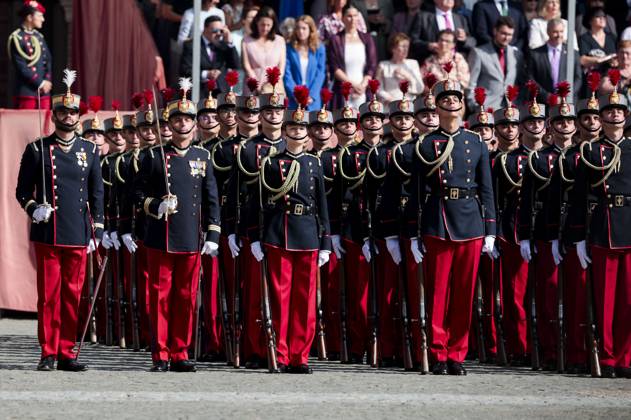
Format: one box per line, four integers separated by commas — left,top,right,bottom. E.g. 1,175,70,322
494,0,509,15
435,7,454,31
177,7,226,46
299,55,309,84
622,26,631,42
344,40,367,109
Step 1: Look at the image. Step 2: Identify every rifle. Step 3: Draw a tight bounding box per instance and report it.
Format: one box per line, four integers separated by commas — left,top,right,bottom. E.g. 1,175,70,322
475,274,487,363
232,170,243,368
316,266,327,360
584,202,601,377
366,204,379,368
218,251,235,365
87,252,98,344
493,247,508,366
194,264,203,361
105,248,114,346
129,206,141,352
416,176,429,374
528,192,541,370
116,247,127,349
339,202,350,364
259,209,279,373
397,199,414,371
557,197,569,373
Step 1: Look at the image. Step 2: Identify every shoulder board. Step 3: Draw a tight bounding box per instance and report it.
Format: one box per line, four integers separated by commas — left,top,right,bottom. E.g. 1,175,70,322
193,145,211,158
8,29,21,41
29,138,41,152
79,137,98,154
464,129,483,142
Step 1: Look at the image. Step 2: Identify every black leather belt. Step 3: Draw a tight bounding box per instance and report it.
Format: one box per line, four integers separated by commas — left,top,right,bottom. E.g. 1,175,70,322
275,202,314,216
434,187,478,200
601,194,631,207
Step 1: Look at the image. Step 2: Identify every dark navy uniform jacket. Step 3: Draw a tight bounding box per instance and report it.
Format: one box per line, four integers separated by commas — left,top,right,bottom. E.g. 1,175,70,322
207,134,243,232
135,143,221,252
251,149,332,252
16,134,104,245
410,128,496,240
228,133,286,238
493,145,530,244
118,147,150,240
518,144,561,241
8,28,52,98
311,145,343,235
568,136,631,249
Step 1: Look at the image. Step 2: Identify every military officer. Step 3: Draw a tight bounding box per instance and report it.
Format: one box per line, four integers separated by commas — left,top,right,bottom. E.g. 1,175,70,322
409,67,496,375
249,86,332,373
197,80,221,145
7,0,52,109
16,69,104,371
414,74,440,136
82,96,108,156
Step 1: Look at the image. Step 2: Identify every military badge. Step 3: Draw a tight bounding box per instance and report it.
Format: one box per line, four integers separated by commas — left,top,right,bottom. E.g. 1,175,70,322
90,118,100,130
189,160,207,177
610,91,620,105
178,100,189,113
270,93,280,106
293,109,304,122
504,107,515,119
130,114,137,127
145,110,154,124
478,112,488,124
369,101,382,113
246,97,257,109
113,115,123,130
529,103,540,116
75,152,88,168
343,107,353,119
560,103,570,116
318,110,328,122
587,97,599,110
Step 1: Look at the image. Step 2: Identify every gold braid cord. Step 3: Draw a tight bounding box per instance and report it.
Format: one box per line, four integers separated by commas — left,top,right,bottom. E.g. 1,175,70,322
392,141,411,177
100,157,113,187
366,145,386,179
236,140,260,178
114,154,126,183
259,155,300,203
580,139,622,188
558,147,574,184
415,133,454,176
337,146,365,190
527,150,553,192
211,138,232,172
499,152,522,193
8,30,42,67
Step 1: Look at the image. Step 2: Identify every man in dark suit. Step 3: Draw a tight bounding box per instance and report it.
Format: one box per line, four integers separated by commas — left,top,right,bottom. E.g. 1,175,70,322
471,0,529,51
527,19,582,104
409,0,476,61
180,15,239,96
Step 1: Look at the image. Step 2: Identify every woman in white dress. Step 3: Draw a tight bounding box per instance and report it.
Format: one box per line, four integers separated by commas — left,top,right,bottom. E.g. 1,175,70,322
375,33,424,105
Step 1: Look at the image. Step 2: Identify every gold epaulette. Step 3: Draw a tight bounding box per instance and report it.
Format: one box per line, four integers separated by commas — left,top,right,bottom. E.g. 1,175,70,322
464,128,483,142
193,144,211,159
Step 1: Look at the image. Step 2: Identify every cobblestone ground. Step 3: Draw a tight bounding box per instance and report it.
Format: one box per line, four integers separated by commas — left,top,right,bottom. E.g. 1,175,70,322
1,319,630,419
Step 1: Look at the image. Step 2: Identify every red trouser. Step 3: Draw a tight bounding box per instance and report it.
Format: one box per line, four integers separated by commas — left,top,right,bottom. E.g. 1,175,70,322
320,250,341,354
201,254,221,354
146,248,200,362
591,245,631,368
535,240,559,363
423,236,483,363
402,238,424,365
240,237,266,360
500,239,529,357
563,246,587,365
135,242,151,345
265,246,318,366
14,95,50,109
343,239,369,356
34,243,87,360
376,240,401,359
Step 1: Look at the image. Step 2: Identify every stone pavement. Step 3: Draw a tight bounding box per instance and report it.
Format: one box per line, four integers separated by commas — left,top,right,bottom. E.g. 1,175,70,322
1,319,630,419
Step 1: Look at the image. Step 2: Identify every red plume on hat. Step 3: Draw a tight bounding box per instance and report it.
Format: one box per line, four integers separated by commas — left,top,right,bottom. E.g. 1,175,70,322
486,107,494,113
225,70,239,91
341,81,353,104
160,88,175,106
555,81,571,104
368,79,380,97
587,71,601,98
143,90,154,110
246,77,259,95
525,80,539,104
206,79,217,97
423,73,438,91
111,100,121,111
474,87,486,111
24,1,45,14
547,94,559,107
88,96,103,114
293,85,310,110
79,100,88,117
399,80,410,98
505,85,519,107
442,61,454,78
131,92,144,110
266,66,281,91
608,68,621,91
320,88,333,110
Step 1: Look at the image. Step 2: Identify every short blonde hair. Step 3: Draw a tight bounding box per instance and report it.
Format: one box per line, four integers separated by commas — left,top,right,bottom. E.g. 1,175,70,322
537,0,561,20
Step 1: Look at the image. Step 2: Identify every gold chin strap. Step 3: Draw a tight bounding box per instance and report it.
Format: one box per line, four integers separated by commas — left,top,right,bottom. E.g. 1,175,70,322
259,155,300,204
499,152,522,193
415,132,453,176
580,139,622,188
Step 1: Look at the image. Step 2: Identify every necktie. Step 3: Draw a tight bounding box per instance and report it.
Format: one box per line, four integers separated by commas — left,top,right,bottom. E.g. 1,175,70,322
499,47,506,76
551,48,560,88
500,0,508,16
444,13,453,30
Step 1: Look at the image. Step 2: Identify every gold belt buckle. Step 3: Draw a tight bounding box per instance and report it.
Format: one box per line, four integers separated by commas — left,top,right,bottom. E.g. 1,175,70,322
615,195,624,207
449,188,459,200
294,203,304,215
400,196,409,207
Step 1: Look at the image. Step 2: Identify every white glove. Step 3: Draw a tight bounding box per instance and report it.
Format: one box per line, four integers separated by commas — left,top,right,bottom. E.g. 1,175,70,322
158,195,178,219
482,235,496,259
228,233,241,258
361,239,378,263
385,236,402,265
32,204,53,223
87,238,100,254
101,231,114,249
110,231,121,251
201,241,219,256
551,239,563,266
492,245,500,260
318,250,331,267
519,239,532,262
121,233,138,253
331,234,346,259
250,241,264,262
410,237,424,264
576,240,591,269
